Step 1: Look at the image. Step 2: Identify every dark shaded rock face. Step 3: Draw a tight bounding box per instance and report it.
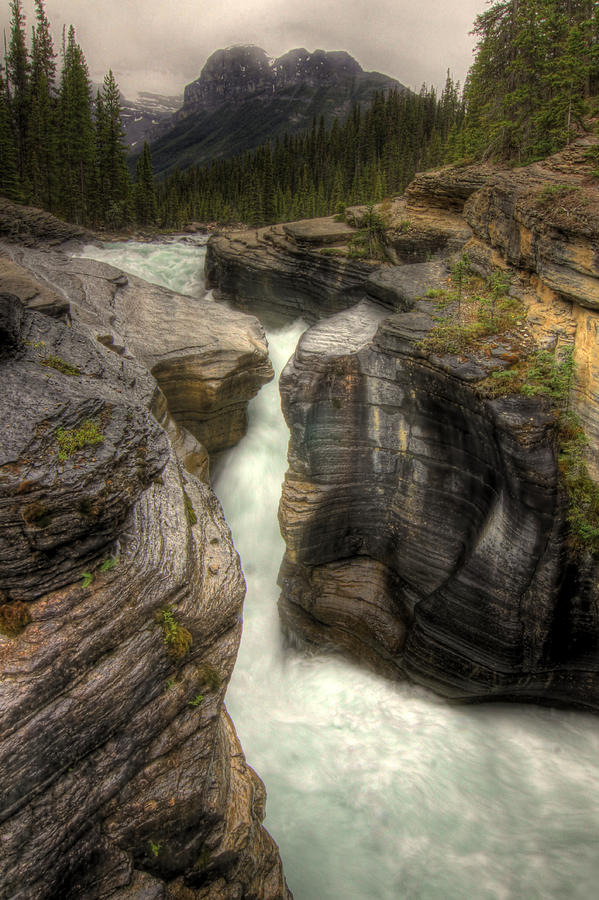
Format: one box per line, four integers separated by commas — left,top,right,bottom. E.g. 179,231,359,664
206,222,378,325
277,301,599,710
210,141,599,712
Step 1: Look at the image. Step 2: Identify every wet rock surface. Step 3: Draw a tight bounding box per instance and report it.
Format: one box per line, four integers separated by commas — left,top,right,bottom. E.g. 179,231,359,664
0,238,274,455
205,139,599,711
277,299,599,709
205,222,377,324
0,260,291,892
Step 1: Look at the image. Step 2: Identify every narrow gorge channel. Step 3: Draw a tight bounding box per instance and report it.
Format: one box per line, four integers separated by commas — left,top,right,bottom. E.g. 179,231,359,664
82,239,599,900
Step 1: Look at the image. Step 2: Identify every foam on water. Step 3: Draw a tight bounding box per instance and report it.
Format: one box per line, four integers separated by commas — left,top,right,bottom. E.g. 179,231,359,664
81,240,599,900
79,237,208,297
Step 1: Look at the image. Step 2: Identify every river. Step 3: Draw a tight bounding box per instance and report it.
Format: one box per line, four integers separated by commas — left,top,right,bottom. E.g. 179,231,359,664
80,238,599,900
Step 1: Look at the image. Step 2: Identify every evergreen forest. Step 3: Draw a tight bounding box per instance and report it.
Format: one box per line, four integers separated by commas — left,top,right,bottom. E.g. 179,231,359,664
0,0,157,228
2,0,599,230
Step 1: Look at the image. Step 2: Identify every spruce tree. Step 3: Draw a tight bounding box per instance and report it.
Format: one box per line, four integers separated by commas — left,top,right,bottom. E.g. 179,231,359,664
134,141,158,225
0,63,19,200
95,69,132,227
28,0,57,209
58,26,95,224
7,0,30,191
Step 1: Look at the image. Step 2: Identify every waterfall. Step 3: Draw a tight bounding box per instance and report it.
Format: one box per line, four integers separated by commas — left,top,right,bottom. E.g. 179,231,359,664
81,239,599,900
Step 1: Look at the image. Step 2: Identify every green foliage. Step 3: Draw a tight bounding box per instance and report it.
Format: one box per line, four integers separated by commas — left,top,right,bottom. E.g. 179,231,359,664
0,599,31,636
81,571,93,588
520,346,575,401
56,418,104,460
40,354,81,375
134,141,158,225
149,841,161,858
462,0,599,163
99,557,119,572
156,607,193,659
538,183,580,205
420,266,522,356
479,345,598,553
188,694,204,707
182,488,197,526
155,82,465,228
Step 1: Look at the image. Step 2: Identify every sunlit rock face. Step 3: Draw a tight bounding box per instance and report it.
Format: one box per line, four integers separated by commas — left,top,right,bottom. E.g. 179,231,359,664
277,299,599,709
0,292,291,899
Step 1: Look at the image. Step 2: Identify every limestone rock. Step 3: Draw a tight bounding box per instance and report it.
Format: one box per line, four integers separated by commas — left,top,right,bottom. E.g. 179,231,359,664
278,300,599,708
206,221,378,324
0,242,273,454
0,294,291,899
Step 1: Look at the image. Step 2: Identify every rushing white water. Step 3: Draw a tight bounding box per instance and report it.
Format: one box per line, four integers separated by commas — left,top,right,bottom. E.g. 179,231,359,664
81,240,599,900
79,237,209,298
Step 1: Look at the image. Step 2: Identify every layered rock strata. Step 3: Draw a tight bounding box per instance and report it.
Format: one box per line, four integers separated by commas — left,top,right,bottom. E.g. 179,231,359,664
207,140,599,710
277,296,599,709
0,291,290,898
206,219,378,325
0,208,291,898
1,235,273,455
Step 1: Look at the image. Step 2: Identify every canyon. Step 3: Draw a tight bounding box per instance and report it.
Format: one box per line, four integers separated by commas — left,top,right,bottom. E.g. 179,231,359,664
3,133,599,898
206,136,599,711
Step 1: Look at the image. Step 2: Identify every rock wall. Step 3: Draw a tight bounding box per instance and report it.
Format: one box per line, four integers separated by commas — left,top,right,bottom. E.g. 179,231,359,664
0,212,291,899
1,239,273,457
208,139,599,712
277,300,599,709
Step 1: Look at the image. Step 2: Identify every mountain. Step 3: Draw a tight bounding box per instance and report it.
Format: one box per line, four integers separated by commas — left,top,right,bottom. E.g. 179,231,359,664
147,45,405,175
119,91,183,149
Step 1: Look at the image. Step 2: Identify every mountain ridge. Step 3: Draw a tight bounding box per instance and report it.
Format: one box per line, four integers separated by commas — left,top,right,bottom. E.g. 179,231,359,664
146,44,405,175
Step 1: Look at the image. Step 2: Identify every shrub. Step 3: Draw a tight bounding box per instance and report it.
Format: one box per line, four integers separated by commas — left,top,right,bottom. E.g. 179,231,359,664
41,355,81,376
197,663,222,692
182,488,197,526
156,607,193,658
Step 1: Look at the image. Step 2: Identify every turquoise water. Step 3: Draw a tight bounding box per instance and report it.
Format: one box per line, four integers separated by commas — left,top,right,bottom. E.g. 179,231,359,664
81,239,599,900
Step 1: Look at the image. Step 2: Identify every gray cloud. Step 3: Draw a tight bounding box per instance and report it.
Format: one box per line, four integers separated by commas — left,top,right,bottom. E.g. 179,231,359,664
1,0,485,99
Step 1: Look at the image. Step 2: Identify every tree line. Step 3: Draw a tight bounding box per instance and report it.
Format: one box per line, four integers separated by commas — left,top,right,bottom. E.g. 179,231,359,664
2,0,599,233
156,78,465,228
0,0,157,228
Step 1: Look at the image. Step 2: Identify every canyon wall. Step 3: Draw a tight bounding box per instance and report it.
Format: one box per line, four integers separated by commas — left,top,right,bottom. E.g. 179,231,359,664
0,212,291,899
208,138,599,711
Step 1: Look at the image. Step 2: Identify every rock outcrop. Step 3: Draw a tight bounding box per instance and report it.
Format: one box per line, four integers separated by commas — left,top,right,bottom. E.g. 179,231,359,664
0,291,291,898
0,209,291,898
207,139,599,711
1,235,273,457
206,219,378,324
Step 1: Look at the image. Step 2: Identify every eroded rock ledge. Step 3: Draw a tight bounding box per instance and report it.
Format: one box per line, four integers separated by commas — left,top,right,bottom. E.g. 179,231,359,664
0,209,290,899
1,231,274,459
206,140,599,711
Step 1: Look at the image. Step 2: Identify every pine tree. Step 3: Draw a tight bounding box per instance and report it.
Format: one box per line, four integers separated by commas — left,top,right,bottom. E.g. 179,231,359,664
134,141,158,225
28,0,57,209
0,63,19,200
7,0,30,190
57,26,95,224
95,69,132,227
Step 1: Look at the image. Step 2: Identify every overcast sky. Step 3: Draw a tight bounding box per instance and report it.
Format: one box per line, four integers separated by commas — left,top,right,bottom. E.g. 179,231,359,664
1,0,487,100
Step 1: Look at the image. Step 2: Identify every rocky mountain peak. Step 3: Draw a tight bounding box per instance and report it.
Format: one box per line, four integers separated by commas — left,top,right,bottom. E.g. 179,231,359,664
183,44,369,110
